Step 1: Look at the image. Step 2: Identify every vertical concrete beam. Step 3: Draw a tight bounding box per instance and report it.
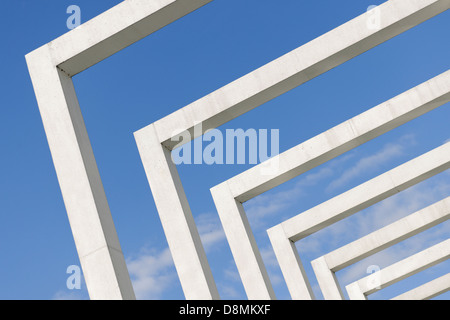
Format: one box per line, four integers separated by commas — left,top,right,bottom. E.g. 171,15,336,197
209,70,450,300
26,0,215,300
210,183,274,299
26,46,135,300
50,0,213,76
310,257,345,300
132,0,450,299
345,282,367,300
267,226,315,300
134,125,219,300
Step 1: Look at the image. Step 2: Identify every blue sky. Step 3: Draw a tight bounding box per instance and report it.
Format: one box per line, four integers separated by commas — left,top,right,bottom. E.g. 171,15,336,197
0,0,449,300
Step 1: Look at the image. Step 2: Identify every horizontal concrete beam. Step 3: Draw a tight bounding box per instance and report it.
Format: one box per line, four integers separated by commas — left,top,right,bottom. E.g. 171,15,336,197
280,142,450,242
30,0,213,76
152,0,450,149
346,239,450,299
267,143,450,299
325,197,450,272
227,70,450,203
391,273,450,300
211,69,450,299
311,197,450,299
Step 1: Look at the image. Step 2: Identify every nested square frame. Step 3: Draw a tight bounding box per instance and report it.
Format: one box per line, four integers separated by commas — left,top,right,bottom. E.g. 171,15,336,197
26,0,450,300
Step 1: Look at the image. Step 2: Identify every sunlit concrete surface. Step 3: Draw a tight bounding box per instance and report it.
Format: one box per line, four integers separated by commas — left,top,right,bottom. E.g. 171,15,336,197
391,273,450,300
140,0,450,299
26,0,214,300
345,239,450,300
311,197,450,299
26,0,450,300
211,70,450,299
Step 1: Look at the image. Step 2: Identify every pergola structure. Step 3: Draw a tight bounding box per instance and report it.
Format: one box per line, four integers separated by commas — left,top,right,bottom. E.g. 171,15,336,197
26,0,450,299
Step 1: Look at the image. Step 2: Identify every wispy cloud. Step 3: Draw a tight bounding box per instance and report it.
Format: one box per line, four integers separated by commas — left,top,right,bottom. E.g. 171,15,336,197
125,212,227,300
196,212,227,252
126,246,178,300
245,153,354,228
326,134,416,193
245,133,416,231
332,176,450,292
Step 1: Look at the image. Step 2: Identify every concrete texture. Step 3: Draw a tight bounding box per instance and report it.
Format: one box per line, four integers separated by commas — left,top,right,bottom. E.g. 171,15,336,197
345,239,450,299
134,125,219,299
26,0,213,300
311,197,450,299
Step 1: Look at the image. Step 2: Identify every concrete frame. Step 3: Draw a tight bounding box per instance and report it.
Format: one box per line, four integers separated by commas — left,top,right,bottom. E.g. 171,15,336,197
310,197,450,300
391,273,450,300
25,0,450,300
135,1,450,300
25,0,214,300
266,143,450,299
211,70,450,299
345,239,450,300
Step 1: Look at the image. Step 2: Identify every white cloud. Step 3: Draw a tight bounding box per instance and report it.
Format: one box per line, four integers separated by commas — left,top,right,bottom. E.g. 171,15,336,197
124,212,227,300
244,153,354,229
123,136,448,300
332,176,450,291
196,212,227,252
326,134,415,193
126,247,177,300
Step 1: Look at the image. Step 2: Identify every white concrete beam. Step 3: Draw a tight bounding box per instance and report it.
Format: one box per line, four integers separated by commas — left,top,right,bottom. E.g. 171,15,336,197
268,143,450,300
311,197,450,299
346,239,450,299
227,70,450,203
42,0,213,76
280,142,450,242
324,197,450,272
152,0,450,150
26,0,214,300
267,226,315,300
130,0,450,300
210,183,274,299
310,256,345,300
134,125,219,299
26,45,135,300
210,71,450,299
391,273,450,300
345,282,367,300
